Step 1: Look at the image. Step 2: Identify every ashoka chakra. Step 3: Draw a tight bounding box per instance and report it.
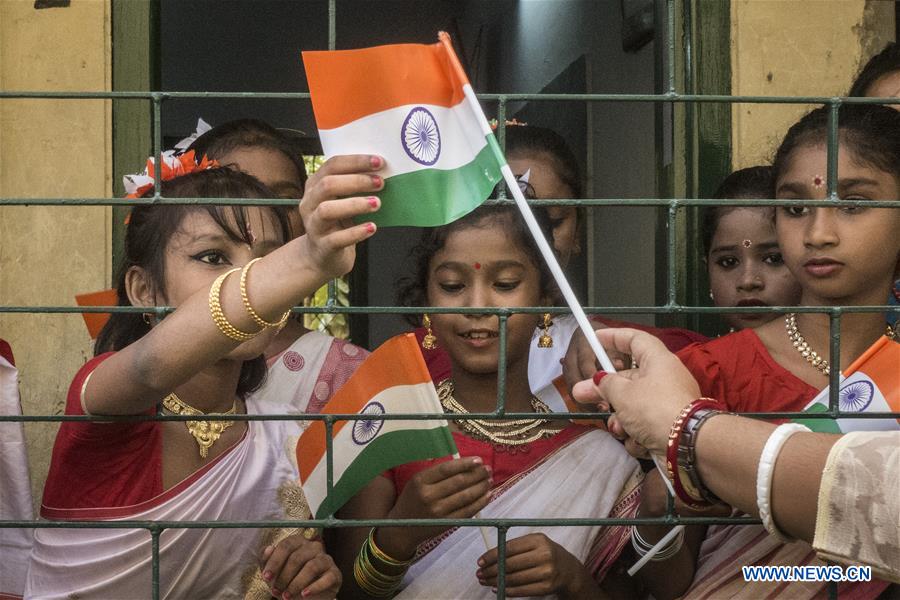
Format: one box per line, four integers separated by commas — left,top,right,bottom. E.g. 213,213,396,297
839,380,875,412
401,107,441,166
351,401,386,445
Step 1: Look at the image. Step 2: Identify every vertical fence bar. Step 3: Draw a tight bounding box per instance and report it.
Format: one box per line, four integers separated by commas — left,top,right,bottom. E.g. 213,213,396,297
826,101,840,201
151,525,161,600
667,204,678,305
496,96,508,199
325,417,335,498
828,311,842,413
152,92,162,197
496,526,508,599
666,0,677,94
495,313,508,415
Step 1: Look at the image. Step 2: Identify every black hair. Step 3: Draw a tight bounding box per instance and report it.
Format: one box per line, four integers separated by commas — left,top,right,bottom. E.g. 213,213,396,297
849,42,900,97
95,167,291,398
772,104,900,186
396,197,559,326
701,166,775,257
505,125,583,199
188,119,308,192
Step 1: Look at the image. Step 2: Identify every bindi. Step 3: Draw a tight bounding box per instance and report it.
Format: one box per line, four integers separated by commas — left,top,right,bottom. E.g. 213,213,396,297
473,262,481,270
812,175,825,189
742,239,752,248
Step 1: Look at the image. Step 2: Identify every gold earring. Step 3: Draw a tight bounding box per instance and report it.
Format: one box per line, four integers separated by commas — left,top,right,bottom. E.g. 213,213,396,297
422,314,437,350
142,313,153,325
538,313,553,348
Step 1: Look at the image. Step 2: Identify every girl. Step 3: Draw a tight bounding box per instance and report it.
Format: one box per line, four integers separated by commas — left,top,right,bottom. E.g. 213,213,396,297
27,154,384,599
703,166,802,332
638,104,899,599
333,205,643,599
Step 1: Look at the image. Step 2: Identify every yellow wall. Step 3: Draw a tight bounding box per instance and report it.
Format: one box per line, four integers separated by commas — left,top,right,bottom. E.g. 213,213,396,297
730,0,895,169
0,0,112,507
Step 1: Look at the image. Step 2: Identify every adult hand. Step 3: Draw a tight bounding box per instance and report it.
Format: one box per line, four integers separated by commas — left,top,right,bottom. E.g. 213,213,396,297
296,154,384,280
560,326,629,399
571,328,700,455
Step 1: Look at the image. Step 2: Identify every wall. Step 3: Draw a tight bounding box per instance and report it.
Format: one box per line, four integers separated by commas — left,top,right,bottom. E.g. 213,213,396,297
730,0,895,169
0,0,112,507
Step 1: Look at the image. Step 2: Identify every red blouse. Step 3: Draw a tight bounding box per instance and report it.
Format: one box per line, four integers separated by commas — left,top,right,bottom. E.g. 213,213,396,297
677,328,819,414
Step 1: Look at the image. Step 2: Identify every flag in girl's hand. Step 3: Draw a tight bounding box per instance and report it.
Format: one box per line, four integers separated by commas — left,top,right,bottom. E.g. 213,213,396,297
296,334,457,519
302,32,503,228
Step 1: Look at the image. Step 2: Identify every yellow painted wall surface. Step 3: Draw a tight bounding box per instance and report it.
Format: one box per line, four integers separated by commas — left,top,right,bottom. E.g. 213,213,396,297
730,0,895,168
0,0,112,507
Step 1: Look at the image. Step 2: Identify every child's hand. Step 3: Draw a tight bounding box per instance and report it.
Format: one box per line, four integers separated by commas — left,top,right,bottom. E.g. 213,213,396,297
385,457,492,553
562,327,630,402
476,533,597,598
259,535,341,600
296,154,384,280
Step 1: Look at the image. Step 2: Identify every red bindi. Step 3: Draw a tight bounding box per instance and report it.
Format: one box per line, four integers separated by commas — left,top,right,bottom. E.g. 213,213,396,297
473,262,481,270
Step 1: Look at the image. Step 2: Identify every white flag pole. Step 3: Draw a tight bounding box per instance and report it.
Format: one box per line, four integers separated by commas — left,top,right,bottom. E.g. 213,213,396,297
453,452,493,550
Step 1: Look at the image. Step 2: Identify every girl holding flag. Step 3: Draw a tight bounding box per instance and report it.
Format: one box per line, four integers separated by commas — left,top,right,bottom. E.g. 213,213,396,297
27,154,385,599
333,204,643,599
627,104,899,599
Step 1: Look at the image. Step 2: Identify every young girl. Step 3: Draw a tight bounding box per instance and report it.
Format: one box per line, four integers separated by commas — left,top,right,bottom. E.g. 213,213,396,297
638,104,899,599
333,205,643,599
26,154,384,599
703,166,802,332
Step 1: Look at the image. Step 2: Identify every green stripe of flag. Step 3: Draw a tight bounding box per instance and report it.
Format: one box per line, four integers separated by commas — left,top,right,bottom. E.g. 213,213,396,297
794,402,843,434
364,136,502,228
314,425,457,519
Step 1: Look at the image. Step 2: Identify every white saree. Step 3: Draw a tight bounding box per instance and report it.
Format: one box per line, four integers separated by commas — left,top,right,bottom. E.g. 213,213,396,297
396,430,642,599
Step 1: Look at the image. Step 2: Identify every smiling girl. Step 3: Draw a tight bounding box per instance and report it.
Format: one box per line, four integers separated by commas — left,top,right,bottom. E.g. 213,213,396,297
332,205,643,599
644,104,900,599
27,155,384,600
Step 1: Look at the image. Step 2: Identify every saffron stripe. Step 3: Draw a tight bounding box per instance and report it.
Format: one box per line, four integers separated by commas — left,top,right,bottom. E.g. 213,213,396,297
303,40,465,130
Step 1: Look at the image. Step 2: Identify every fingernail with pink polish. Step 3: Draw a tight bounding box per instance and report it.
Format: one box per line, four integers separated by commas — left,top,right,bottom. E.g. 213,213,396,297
371,175,383,188
368,196,379,209
262,570,273,582
365,222,376,234
370,155,382,168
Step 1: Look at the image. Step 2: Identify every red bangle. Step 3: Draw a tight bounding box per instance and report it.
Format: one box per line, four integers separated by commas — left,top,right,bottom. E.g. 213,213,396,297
665,398,724,509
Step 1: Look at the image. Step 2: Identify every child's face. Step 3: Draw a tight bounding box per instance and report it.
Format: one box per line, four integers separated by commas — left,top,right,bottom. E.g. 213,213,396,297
775,143,900,306
708,207,802,330
161,207,285,359
219,146,305,237
508,152,580,265
426,222,543,376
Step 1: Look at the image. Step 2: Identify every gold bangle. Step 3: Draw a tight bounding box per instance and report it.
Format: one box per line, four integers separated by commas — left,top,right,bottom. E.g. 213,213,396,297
367,528,413,568
239,257,291,329
353,547,402,597
209,268,262,342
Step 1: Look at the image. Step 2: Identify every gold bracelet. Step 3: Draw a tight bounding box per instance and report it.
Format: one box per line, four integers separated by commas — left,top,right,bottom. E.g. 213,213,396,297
239,257,291,329
353,547,402,597
367,528,413,568
208,268,262,342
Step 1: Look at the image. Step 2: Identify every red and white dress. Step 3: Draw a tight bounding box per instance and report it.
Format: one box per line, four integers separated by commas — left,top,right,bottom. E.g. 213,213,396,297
27,332,367,599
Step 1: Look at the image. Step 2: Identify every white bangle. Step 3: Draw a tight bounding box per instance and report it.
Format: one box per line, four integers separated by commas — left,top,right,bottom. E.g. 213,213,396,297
756,423,809,543
631,525,684,561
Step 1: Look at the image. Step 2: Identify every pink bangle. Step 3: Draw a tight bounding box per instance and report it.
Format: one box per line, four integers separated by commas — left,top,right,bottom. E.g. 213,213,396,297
665,398,724,509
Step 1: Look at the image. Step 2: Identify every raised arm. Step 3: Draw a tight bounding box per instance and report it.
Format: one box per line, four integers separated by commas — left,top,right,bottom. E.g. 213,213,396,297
84,155,384,415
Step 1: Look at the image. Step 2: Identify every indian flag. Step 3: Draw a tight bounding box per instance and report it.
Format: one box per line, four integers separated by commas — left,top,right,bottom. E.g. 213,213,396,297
297,333,457,519
796,336,899,433
302,32,503,227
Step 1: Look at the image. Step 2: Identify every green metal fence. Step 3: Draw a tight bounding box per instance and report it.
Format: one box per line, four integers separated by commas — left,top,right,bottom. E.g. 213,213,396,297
2,1,899,599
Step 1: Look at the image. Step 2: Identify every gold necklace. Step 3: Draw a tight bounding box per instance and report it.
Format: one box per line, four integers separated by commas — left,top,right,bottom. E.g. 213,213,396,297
436,380,556,447
785,313,830,376
162,393,237,458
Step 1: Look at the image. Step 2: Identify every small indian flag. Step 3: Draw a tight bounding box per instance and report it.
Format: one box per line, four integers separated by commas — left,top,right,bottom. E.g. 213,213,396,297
302,32,503,227
297,333,457,519
795,336,900,433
